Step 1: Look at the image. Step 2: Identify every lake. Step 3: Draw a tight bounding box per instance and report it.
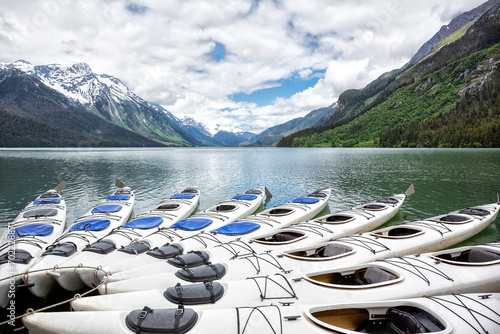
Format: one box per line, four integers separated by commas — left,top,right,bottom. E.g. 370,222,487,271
1,147,499,246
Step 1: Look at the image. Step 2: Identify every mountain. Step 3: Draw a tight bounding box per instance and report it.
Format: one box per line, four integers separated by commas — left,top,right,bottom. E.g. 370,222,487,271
213,130,255,146
245,104,334,146
0,68,164,147
278,2,500,148
409,0,500,64
0,61,192,146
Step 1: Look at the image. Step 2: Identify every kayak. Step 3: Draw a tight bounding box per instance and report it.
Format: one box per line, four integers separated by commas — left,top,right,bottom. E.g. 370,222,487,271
22,293,500,334
28,181,135,294
0,182,66,308
305,293,500,334
82,187,331,287
75,186,270,288
97,199,497,296
100,186,413,294
71,242,500,311
28,184,194,297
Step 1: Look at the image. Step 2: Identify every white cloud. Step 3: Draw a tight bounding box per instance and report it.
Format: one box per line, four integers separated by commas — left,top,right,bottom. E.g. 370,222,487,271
0,0,486,133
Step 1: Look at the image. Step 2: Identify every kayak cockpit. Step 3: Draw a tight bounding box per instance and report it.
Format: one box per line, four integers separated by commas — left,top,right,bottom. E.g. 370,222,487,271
154,203,181,211
304,266,401,289
284,243,354,261
307,305,446,333
432,247,500,266
431,214,473,224
315,214,355,224
359,203,388,211
252,231,306,245
262,207,295,216
376,197,401,205
371,226,424,239
209,204,238,213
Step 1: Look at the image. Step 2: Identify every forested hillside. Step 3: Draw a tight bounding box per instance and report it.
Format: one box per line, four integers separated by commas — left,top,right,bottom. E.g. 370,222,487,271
278,4,500,148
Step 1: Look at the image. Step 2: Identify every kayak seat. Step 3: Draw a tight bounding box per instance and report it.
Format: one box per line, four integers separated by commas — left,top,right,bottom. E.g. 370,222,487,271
126,305,197,334
0,249,32,265
106,195,130,201
468,248,500,263
23,208,58,219
9,224,55,238
232,194,258,201
310,244,351,258
43,242,77,257
388,228,419,237
119,241,151,255
307,191,328,198
388,308,426,334
377,197,400,205
292,197,319,204
164,281,224,305
115,188,132,195
246,189,263,195
155,204,181,210
39,192,60,199
438,214,470,223
82,240,116,254
458,207,490,216
361,204,386,211
147,243,183,259
363,267,396,284
175,263,226,282
274,232,302,242
33,198,61,205
171,193,196,199
168,251,210,268
322,215,353,223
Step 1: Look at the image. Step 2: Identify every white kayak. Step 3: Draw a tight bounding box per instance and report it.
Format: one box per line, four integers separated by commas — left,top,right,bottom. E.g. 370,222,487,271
101,186,413,294
0,181,66,308
75,186,271,288
27,184,194,297
29,181,136,293
85,187,331,287
71,242,500,311
23,293,500,334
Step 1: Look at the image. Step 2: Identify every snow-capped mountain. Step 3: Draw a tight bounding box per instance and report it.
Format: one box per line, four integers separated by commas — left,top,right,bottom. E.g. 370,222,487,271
0,60,257,146
0,60,191,146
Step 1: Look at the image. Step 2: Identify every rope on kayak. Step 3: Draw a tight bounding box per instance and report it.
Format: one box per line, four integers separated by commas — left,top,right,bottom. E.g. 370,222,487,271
284,222,334,237
0,281,105,326
215,240,257,259
379,256,454,285
424,294,500,334
247,273,297,301
236,305,283,334
241,253,286,275
336,235,391,254
148,227,183,242
243,216,281,226
181,232,222,248
407,220,451,236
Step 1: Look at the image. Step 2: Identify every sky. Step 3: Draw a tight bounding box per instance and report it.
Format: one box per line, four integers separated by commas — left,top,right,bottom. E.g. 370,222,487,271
0,0,486,134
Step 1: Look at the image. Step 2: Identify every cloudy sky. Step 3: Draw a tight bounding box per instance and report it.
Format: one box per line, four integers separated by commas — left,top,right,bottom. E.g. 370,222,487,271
0,0,485,133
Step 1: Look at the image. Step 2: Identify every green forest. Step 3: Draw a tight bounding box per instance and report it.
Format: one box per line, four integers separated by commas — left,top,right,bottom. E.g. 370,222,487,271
278,10,500,148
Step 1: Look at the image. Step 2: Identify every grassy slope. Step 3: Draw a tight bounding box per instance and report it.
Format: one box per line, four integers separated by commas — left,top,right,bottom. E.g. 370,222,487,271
290,44,500,147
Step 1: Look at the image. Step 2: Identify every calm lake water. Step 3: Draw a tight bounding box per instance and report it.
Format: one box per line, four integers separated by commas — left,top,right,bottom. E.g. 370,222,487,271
1,147,499,246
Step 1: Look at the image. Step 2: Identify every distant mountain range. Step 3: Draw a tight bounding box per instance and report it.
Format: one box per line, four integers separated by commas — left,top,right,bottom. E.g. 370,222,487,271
0,61,256,146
